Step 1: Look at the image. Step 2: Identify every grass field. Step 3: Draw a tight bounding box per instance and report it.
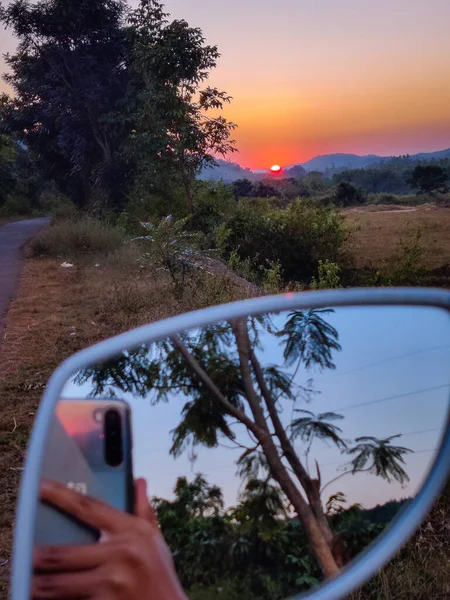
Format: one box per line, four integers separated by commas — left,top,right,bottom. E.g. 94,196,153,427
345,205,450,270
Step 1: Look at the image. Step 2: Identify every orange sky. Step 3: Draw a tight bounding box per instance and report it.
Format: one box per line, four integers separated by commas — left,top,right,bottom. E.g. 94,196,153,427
2,0,450,168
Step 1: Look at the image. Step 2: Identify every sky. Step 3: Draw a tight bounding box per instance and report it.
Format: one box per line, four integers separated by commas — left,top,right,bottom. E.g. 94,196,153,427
58,305,450,513
1,0,450,167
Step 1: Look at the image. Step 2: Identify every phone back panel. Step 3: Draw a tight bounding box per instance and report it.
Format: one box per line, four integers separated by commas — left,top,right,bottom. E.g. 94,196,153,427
34,399,134,546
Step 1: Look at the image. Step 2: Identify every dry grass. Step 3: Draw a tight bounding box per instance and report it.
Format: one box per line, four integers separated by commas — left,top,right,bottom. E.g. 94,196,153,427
345,205,450,270
0,250,259,596
349,482,450,600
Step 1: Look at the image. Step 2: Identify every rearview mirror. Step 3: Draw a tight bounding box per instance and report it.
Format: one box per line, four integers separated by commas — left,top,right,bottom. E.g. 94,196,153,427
12,289,450,600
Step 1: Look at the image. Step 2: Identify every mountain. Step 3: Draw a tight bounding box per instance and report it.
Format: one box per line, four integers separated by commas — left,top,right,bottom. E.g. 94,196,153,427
291,148,450,173
298,153,381,172
200,160,259,183
199,148,450,182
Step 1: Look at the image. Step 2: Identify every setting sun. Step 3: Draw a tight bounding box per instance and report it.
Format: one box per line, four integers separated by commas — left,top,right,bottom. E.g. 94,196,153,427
270,164,282,173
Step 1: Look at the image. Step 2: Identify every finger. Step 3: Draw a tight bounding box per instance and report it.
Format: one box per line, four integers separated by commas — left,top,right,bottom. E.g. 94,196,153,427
40,480,132,534
32,569,100,599
134,478,158,528
34,543,112,573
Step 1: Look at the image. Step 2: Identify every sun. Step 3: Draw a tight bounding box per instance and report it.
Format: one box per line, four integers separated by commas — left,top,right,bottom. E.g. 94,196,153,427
270,164,282,173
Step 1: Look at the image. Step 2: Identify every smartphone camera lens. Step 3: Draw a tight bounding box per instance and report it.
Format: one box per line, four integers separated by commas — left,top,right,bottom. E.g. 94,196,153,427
104,409,123,467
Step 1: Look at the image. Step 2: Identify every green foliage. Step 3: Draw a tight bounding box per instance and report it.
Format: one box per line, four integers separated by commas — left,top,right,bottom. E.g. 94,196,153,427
380,227,424,286
409,164,448,194
334,180,366,207
186,182,236,248
218,200,348,285
290,410,347,450
30,217,126,260
310,259,342,290
136,216,205,291
334,168,410,195
0,194,32,216
0,133,17,205
347,435,412,484
262,260,284,293
1,0,236,213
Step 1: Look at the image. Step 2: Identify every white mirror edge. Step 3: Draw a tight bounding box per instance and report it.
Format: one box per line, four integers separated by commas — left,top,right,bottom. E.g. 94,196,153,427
12,287,450,600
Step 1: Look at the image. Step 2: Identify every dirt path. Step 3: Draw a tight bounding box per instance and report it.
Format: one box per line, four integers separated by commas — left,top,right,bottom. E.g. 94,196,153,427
0,218,51,341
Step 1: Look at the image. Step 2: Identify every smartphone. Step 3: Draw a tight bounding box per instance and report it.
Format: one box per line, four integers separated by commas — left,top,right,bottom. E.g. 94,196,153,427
34,398,134,546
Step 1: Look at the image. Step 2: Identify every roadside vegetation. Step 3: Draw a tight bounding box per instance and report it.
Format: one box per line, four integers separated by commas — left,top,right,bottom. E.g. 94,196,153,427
0,0,449,598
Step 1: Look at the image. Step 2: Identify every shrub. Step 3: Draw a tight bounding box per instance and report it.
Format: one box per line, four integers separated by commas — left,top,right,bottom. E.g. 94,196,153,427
187,182,236,249
30,217,127,261
0,194,32,216
334,181,366,207
378,226,424,286
136,216,205,292
219,200,348,285
310,260,342,290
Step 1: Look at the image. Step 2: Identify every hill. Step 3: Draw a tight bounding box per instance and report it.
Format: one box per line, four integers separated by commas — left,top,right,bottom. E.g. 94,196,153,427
199,148,450,182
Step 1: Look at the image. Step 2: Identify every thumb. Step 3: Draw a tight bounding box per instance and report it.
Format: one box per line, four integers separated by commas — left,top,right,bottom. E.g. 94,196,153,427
134,478,158,528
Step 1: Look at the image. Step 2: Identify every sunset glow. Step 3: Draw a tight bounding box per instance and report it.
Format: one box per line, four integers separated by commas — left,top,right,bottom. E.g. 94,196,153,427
1,0,450,169
270,164,282,173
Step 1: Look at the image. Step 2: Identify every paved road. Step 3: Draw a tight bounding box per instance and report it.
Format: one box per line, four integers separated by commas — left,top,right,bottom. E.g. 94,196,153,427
0,218,51,340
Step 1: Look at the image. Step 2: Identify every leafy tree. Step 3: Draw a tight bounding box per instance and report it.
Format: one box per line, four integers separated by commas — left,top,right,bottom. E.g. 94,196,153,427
0,0,130,210
232,178,253,199
408,164,448,194
0,133,17,206
347,435,412,484
0,0,237,212
334,180,366,207
76,309,411,580
126,0,237,210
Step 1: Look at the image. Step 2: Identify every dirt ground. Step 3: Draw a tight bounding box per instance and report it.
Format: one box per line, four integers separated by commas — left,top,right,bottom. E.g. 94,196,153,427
345,205,450,269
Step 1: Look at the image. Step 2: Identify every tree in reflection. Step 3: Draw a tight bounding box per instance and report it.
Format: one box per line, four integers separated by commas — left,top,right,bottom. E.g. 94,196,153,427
75,309,411,579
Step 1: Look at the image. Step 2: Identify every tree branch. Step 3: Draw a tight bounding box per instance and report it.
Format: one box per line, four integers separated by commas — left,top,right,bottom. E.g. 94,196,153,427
170,335,264,438
321,466,373,495
231,318,269,432
249,346,313,489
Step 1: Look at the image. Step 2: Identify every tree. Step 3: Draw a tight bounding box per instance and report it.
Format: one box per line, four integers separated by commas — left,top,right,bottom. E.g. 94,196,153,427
76,310,411,580
0,133,17,206
126,0,237,210
0,0,237,212
408,164,448,194
232,178,253,199
0,0,130,210
334,180,365,206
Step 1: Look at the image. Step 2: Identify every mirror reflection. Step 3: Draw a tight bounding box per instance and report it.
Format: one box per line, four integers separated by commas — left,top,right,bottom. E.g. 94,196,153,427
39,305,450,599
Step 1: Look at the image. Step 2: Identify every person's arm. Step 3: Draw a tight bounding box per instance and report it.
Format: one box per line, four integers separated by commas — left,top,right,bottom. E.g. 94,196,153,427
33,478,188,600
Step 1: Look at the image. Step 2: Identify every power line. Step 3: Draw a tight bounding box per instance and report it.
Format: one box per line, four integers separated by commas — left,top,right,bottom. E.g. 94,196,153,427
314,344,450,384
333,384,450,413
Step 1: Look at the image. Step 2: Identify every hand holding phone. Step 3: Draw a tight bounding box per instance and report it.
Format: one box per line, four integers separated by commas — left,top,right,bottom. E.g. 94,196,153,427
33,478,188,600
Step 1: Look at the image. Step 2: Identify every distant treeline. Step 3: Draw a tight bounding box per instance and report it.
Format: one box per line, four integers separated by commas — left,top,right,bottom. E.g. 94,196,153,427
231,158,450,203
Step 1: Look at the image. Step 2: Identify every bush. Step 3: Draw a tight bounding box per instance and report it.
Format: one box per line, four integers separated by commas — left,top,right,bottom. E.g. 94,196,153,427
187,182,236,249
378,226,424,286
310,260,342,290
0,194,33,216
218,200,348,285
334,181,366,207
30,217,127,261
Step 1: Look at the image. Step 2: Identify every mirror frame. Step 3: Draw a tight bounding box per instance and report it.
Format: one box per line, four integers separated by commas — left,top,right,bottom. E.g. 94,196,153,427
12,288,450,600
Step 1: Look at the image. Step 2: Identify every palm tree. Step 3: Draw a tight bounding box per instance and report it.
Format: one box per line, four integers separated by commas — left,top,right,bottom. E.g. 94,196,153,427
346,435,412,485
